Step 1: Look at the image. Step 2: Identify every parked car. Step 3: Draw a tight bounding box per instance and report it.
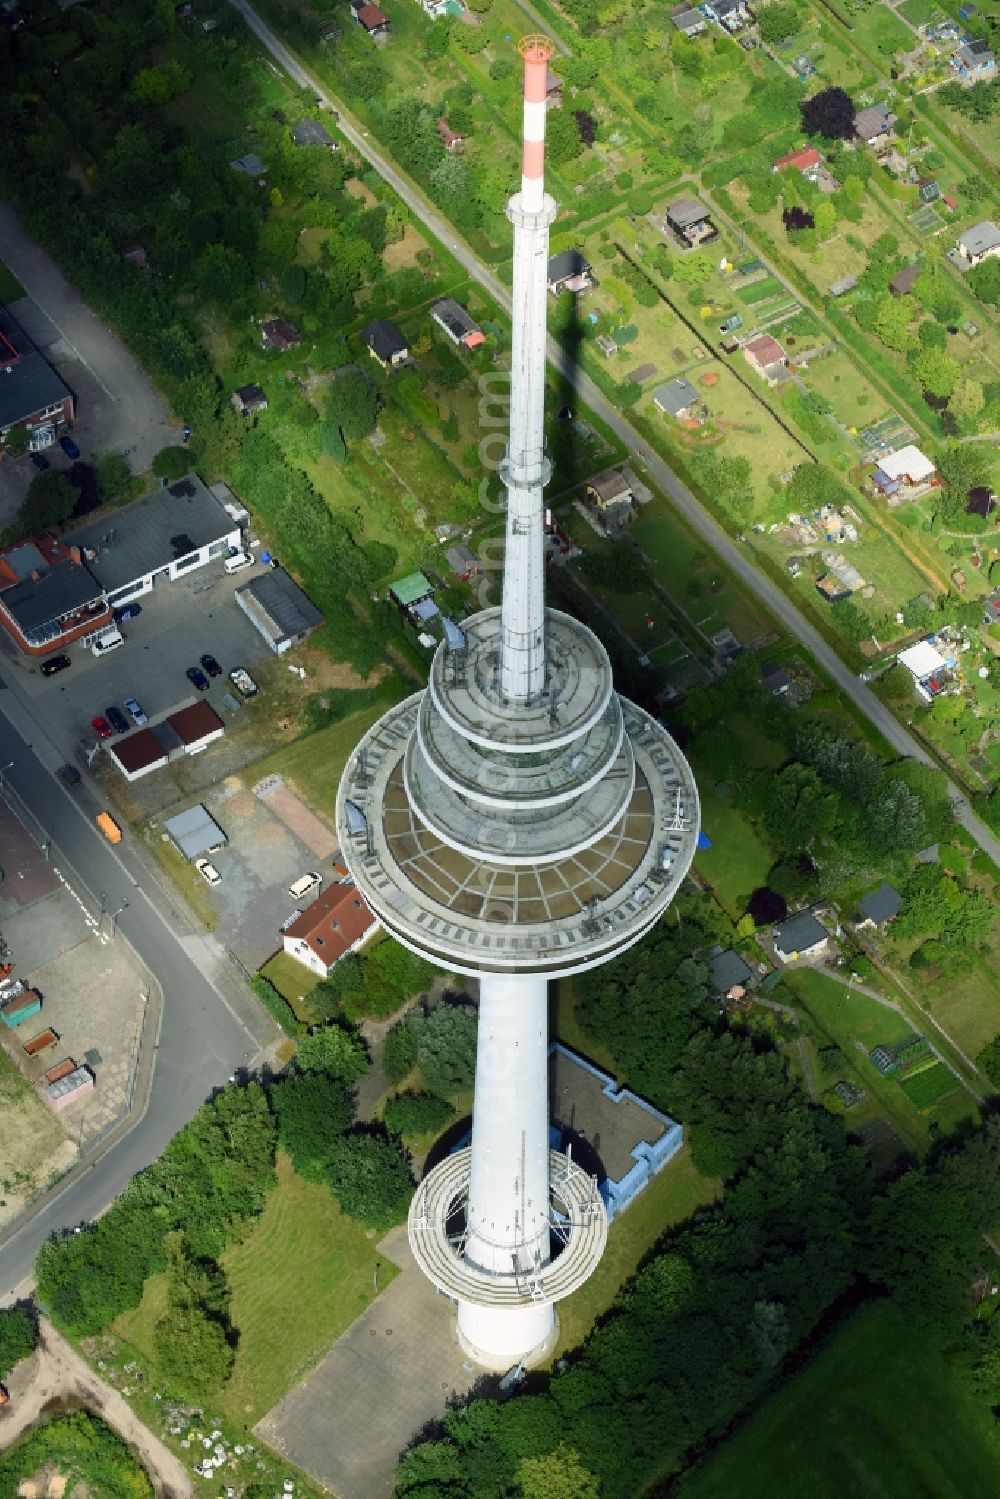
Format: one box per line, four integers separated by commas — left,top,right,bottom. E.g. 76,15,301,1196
59,434,81,460
123,697,147,726
30,452,50,471
200,653,222,678
113,601,142,623
40,654,71,678
91,715,112,740
57,764,81,788
105,705,129,735
186,666,210,691
195,858,221,885
223,549,253,575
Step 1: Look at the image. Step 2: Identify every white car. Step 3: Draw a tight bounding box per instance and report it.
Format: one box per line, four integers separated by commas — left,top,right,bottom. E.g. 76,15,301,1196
195,858,221,886
224,549,253,575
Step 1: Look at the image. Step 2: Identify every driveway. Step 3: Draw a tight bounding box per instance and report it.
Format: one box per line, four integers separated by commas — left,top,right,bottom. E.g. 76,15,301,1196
0,202,176,526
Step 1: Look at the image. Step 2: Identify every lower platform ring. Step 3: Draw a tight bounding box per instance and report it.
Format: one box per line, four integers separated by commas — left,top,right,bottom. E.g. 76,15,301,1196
407,1147,608,1309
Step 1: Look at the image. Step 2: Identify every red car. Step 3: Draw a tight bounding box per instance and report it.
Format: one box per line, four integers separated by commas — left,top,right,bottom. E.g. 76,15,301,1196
91,715,112,740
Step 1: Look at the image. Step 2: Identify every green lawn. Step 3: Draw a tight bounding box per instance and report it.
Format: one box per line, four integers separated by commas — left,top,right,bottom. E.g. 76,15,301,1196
678,1301,1000,1499
113,1153,395,1425
261,950,320,1018
693,794,774,918
0,258,24,304
551,1148,720,1362
248,703,392,822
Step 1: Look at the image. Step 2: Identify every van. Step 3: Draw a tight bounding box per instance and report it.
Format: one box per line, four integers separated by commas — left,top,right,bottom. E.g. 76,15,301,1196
91,628,124,657
224,549,253,575
288,872,321,900
96,811,122,844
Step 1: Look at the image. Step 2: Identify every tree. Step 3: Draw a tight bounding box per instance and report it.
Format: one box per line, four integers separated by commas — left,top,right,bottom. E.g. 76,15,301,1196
326,1131,413,1227
411,1002,478,1099
873,294,918,352
152,445,190,480
0,1303,37,1378
801,87,855,140
20,469,76,529
3,424,29,458
94,450,134,503
383,1090,454,1138
327,368,378,442
813,200,837,241
270,1072,354,1181
578,548,649,593
517,1445,601,1499
758,1,800,43
969,257,1000,308
546,106,583,165
910,346,960,399
295,1023,369,1085
383,1021,417,1084
935,441,990,515
153,1302,234,1398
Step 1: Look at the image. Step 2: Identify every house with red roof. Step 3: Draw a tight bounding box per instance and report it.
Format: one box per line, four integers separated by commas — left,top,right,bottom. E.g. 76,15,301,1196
743,334,788,386
773,145,822,174
282,881,377,977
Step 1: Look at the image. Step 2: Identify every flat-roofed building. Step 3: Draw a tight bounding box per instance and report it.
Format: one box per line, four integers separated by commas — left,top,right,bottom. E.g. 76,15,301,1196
235,566,324,654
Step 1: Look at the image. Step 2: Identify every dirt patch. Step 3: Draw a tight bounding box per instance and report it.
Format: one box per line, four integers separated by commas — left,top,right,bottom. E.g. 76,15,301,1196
382,223,428,273
345,177,377,207
294,641,386,692
0,1319,192,1499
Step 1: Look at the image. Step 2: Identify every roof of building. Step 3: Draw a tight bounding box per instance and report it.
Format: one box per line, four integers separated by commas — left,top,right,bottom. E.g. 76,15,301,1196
774,145,822,171
774,909,827,953
390,570,434,607
854,103,893,140
234,382,267,408
547,248,590,283
548,1044,671,1182
163,803,227,858
761,660,793,693
828,274,858,295
168,701,224,747
261,317,300,349
857,881,903,925
109,729,168,777
431,298,483,343
230,152,266,176
0,306,73,433
291,118,334,147
666,197,708,228
284,881,375,964
437,117,464,147
890,264,921,295
444,542,480,575
0,558,102,633
586,469,633,505
355,3,388,25
877,444,934,482
710,948,753,993
652,377,699,414
235,567,324,644
956,39,994,64
65,476,235,594
362,317,408,361
899,639,946,678
671,5,703,28
959,221,1000,258
745,333,786,367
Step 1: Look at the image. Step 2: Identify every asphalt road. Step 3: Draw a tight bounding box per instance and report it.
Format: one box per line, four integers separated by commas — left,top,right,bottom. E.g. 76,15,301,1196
0,705,274,1299
229,0,1000,869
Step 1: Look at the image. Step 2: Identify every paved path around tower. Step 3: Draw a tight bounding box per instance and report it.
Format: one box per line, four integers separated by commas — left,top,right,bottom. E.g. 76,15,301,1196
227,0,1000,873
254,1226,479,1499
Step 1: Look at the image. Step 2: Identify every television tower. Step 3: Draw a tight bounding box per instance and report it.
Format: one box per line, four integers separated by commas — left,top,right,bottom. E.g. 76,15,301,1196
337,36,699,1371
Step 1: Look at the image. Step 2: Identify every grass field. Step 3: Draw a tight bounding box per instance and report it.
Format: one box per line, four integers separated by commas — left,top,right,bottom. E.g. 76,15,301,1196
0,1048,73,1216
261,950,320,1018
900,1061,960,1109
693,794,775,918
113,1153,394,1424
248,703,391,822
551,1148,720,1361
0,258,24,303
677,1301,1000,1499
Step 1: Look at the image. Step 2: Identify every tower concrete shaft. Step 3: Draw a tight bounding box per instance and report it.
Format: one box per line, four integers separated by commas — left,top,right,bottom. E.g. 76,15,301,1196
499,36,557,705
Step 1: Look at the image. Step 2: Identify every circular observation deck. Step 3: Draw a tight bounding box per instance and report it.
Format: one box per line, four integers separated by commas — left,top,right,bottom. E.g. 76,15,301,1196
408,1147,608,1310
336,691,700,979
428,609,614,753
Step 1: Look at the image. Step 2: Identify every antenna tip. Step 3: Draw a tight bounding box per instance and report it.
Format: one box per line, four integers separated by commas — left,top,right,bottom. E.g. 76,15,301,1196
518,32,556,62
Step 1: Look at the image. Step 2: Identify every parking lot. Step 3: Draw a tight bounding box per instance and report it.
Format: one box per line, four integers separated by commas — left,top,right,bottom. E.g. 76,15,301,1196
0,203,176,528
8,557,276,764
151,774,341,972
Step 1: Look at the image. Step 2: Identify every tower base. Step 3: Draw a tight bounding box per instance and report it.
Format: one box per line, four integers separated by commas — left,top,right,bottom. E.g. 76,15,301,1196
456,1299,559,1372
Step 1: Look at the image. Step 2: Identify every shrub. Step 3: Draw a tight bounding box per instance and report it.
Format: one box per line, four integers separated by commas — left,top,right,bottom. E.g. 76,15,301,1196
327,1132,413,1228
383,1022,417,1084
383,1091,455,1139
